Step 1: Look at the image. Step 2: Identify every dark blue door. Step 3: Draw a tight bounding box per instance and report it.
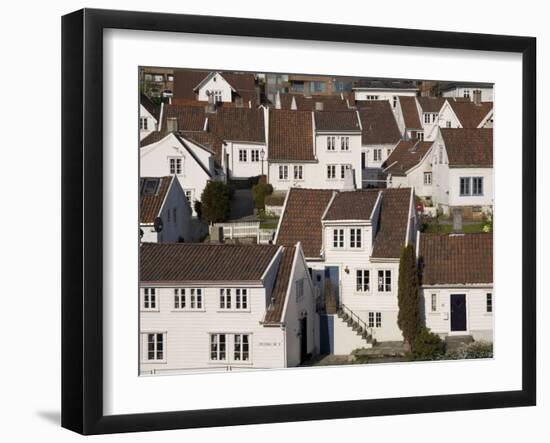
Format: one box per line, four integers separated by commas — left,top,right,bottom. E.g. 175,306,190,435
450,294,467,331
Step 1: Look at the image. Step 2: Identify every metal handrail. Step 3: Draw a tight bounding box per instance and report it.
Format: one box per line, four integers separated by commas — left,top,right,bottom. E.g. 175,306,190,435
340,303,372,339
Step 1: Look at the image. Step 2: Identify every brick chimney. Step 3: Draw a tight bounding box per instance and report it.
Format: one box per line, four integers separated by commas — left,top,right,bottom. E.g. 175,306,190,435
473,89,482,105
166,117,178,132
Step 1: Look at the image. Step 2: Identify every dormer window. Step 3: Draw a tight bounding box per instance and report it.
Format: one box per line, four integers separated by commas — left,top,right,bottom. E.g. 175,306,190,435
327,136,336,151
332,229,344,248
350,228,362,248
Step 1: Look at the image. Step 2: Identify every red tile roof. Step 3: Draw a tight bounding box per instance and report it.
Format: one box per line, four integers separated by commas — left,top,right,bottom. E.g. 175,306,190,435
276,188,335,258
264,245,296,324
323,190,379,220
164,104,207,132
140,243,280,283
416,96,446,113
419,233,493,285
314,110,361,131
293,95,349,111
448,100,493,128
399,96,422,129
441,128,493,167
140,176,172,224
384,140,434,176
357,101,402,145
268,110,315,161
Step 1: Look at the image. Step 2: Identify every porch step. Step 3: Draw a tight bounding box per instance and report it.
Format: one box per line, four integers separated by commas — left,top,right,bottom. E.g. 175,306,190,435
445,335,474,352
336,308,372,344
355,341,409,357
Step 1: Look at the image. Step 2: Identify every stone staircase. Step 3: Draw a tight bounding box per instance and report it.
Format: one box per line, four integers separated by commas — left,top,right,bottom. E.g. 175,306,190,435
336,306,373,345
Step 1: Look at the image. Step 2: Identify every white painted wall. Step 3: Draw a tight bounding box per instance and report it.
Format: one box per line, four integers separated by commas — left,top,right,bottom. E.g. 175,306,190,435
331,314,372,354
442,87,494,102
437,101,462,128
362,143,397,168
448,167,494,209
421,286,494,341
387,146,434,198
315,132,362,188
197,72,234,102
226,141,266,179
139,103,157,140
354,89,417,104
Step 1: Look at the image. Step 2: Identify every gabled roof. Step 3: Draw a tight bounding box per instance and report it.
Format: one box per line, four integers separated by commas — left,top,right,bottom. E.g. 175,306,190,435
447,100,493,128
208,107,265,144
357,101,402,145
384,140,434,176
163,104,207,132
419,233,493,285
276,188,334,258
140,93,161,121
277,187,412,259
140,131,166,147
264,245,297,324
140,243,280,283
293,95,349,111
398,96,422,129
140,176,173,224
416,96,446,113
268,110,315,162
440,128,493,167
371,188,412,259
353,78,418,90
314,110,361,132
439,81,493,92
323,190,379,221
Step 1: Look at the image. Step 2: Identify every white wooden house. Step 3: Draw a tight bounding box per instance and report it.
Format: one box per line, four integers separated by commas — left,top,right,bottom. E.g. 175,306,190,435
431,128,494,216
418,232,493,342
139,176,194,243
139,242,317,374
352,79,418,109
275,187,416,354
437,99,493,129
139,94,161,141
267,109,362,191
440,82,494,103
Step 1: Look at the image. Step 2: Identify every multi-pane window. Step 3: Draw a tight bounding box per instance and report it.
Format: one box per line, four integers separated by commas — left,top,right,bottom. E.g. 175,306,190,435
212,90,222,102
463,89,470,98
431,294,438,312
366,95,379,100
184,190,193,202
235,289,248,310
169,157,182,175
219,288,232,309
146,333,164,361
296,279,304,300
333,229,344,248
368,312,382,328
446,121,452,128
189,288,203,310
142,288,157,310
417,131,425,141
174,289,186,309
327,165,336,179
239,149,247,162
294,165,303,180
472,177,484,196
233,334,250,361
424,113,438,124
327,136,336,151
486,293,493,313
356,270,370,292
279,165,288,180
378,270,392,292
210,334,226,361
424,172,432,185
460,177,471,196
373,149,382,162
140,117,148,130
341,137,349,151
340,164,351,179
251,150,260,162
350,228,362,248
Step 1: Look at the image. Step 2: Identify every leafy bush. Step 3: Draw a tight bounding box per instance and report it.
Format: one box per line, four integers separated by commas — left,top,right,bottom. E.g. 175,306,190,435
445,341,493,360
193,200,202,219
200,181,231,224
252,182,274,209
412,328,446,361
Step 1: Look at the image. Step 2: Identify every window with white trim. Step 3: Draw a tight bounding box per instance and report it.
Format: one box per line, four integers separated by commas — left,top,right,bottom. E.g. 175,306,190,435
431,293,437,312
219,288,232,309
368,312,382,328
341,137,349,151
239,149,247,162
460,177,471,196
340,164,351,179
294,165,303,180
146,333,164,361
486,293,493,313
169,157,182,175
373,149,382,162
210,334,226,361
233,334,250,361
174,288,186,310
417,131,425,141
251,150,260,162
279,165,288,180
356,270,369,293
350,228,362,248
472,177,484,196
142,288,157,311
189,288,203,310
377,270,392,293
366,95,379,100
140,117,148,130
235,288,248,310
327,165,336,179
463,89,470,98
184,189,193,202
424,172,432,185
332,229,344,248
327,136,335,151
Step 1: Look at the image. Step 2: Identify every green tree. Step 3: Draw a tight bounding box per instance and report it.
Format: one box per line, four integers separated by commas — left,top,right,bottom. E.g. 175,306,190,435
397,244,421,349
252,182,273,209
412,327,445,360
200,181,231,224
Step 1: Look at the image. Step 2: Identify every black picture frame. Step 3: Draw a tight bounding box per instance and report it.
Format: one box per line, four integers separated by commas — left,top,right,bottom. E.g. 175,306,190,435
61,8,537,435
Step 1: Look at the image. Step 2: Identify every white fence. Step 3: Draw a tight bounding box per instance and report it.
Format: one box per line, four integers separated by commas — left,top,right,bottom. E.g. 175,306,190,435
258,229,276,244
211,222,276,244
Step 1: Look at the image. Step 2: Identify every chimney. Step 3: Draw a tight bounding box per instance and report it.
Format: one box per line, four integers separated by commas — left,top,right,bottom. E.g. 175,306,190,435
166,117,178,132
452,208,463,233
206,91,217,113
315,101,324,111
473,89,482,105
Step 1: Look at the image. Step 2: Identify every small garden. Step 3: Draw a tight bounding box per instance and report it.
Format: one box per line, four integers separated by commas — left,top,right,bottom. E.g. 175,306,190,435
252,178,280,230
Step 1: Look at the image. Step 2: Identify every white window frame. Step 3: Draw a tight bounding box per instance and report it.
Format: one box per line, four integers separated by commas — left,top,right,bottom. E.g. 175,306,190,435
356,269,370,293
327,136,335,151
140,117,148,130
417,131,425,141
189,288,203,310
293,165,303,180
168,157,182,175
142,288,158,311
235,288,248,310
340,136,349,151
350,228,362,248
368,311,382,328
486,293,493,313
279,165,288,180
209,333,227,361
239,149,247,162
431,293,438,312
145,332,165,362
233,334,251,362
472,177,484,196
373,149,382,162
332,228,344,248
251,149,260,162
460,177,472,196
327,164,336,180
184,189,193,202
424,172,432,185
377,270,392,293
173,288,186,310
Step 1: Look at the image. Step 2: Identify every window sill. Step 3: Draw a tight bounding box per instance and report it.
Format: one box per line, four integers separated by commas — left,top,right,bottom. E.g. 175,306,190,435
142,360,167,364
170,309,206,313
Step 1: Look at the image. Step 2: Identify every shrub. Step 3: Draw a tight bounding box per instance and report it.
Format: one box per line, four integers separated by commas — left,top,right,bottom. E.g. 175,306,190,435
252,182,274,210
193,200,202,219
200,181,231,224
412,328,446,361
397,245,421,348
446,341,493,360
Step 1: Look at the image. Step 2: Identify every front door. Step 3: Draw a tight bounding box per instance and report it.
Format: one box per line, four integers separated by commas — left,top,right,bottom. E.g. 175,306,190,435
450,294,467,332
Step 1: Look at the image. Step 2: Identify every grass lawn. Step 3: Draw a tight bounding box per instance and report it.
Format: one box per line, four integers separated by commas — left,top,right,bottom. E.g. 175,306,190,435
260,219,279,230
422,222,486,234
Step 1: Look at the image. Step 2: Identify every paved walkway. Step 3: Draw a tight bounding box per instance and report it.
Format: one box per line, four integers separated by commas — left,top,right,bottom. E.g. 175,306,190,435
227,189,256,221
